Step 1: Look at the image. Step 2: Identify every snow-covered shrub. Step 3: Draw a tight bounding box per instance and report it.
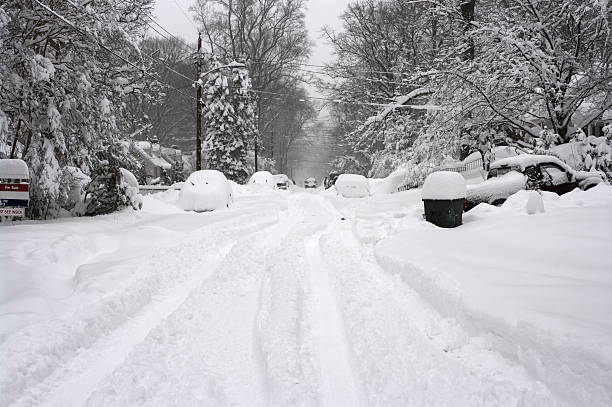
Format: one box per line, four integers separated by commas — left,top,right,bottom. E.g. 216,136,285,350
534,128,561,154
59,166,91,213
77,165,142,216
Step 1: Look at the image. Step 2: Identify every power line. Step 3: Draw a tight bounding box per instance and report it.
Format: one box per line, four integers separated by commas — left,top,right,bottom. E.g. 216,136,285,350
63,0,196,85
147,18,196,52
33,0,196,102
250,60,417,78
170,0,199,31
249,88,436,110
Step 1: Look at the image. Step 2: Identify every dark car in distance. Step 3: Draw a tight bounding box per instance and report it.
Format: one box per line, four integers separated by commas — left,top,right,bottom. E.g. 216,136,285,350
304,177,317,189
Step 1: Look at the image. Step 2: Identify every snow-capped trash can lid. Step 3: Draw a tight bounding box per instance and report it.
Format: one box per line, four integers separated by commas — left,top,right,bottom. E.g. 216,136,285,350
0,159,29,180
422,171,466,200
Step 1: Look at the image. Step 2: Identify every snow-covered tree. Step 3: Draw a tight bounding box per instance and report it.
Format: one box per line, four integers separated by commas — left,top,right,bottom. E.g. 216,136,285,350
0,0,158,218
201,58,248,183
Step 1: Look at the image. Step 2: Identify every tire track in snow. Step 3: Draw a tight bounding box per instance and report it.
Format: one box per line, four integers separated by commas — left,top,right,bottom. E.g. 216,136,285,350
81,203,300,407
317,220,562,406
2,213,279,407
303,229,366,407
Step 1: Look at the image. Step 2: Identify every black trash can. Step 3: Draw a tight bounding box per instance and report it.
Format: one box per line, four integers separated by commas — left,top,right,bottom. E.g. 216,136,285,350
423,198,464,228
421,171,466,228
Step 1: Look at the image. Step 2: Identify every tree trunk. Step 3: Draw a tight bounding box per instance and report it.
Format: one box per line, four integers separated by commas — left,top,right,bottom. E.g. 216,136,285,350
460,0,476,61
10,119,22,159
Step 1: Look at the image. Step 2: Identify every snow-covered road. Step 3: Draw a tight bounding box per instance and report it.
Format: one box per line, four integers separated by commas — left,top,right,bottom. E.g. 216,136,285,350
1,186,611,406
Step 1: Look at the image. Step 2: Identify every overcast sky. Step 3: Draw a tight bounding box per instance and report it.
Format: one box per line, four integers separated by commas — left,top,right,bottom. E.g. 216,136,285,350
152,0,350,68
152,0,350,180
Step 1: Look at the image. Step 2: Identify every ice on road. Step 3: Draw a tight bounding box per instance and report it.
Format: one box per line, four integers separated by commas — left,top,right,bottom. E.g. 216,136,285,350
1,186,611,406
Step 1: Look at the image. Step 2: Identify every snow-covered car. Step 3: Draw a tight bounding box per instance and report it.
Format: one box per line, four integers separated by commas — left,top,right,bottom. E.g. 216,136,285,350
304,177,317,189
179,170,233,212
465,155,606,210
335,174,370,198
274,174,292,190
248,171,276,189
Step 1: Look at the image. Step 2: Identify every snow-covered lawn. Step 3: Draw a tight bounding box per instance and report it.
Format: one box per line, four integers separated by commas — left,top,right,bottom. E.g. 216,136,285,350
1,184,611,406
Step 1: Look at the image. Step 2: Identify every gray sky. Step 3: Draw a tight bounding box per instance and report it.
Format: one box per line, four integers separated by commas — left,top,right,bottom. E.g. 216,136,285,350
151,0,350,70
152,0,351,181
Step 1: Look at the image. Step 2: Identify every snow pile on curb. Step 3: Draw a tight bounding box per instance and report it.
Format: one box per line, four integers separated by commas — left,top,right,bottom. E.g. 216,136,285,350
375,185,612,406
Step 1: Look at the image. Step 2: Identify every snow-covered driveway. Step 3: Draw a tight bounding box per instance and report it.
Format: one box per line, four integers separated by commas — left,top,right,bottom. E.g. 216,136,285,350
1,186,611,406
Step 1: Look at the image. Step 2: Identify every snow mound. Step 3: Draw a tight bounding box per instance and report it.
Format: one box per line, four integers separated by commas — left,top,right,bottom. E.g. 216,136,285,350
179,170,233,212
369,166,411,195
422,171,466,200
248,171,275,190
335,174,370,198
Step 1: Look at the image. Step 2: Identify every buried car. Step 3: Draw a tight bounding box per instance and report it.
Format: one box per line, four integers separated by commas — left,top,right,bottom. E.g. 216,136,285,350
304,177,317,189
464,154,606,210
248,171,276,189
335,173,370,198
274,173,292,190
179,170,233,212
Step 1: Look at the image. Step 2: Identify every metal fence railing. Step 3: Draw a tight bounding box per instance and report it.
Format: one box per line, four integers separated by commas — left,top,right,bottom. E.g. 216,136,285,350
139,185,171,195
395,157,485,193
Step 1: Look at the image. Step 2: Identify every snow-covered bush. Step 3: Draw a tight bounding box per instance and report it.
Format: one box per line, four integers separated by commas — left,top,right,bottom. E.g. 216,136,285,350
60,166,91,213
77,165,142,216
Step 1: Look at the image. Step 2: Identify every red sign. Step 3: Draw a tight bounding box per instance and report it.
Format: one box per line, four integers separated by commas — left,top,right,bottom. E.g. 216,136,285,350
0,184,29,192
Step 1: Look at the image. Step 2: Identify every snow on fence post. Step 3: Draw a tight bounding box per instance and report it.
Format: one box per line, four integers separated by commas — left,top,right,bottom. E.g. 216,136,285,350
421,171,466,228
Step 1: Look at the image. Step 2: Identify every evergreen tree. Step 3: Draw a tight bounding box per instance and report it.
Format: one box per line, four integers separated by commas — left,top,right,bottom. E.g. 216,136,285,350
201,58,248,183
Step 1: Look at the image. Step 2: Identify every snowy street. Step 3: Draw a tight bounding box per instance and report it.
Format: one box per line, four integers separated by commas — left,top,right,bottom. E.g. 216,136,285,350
2,186,611,407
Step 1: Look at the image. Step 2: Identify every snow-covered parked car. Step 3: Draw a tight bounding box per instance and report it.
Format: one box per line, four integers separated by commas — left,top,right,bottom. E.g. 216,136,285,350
335,174,370,198
464,154,607,211
248,171,276,189
274,174,292,190
179,170,233,212
304,177,317,189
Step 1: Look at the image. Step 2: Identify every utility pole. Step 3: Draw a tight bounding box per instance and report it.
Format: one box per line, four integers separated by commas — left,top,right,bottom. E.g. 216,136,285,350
196,33,202,170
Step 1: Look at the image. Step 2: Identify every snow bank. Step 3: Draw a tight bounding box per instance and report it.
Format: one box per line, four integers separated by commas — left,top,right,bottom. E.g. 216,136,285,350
376,184,612,406
335,174,370,198
422,171,466,200
179,170,232,212
369,166,411,195
467,171,526,204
